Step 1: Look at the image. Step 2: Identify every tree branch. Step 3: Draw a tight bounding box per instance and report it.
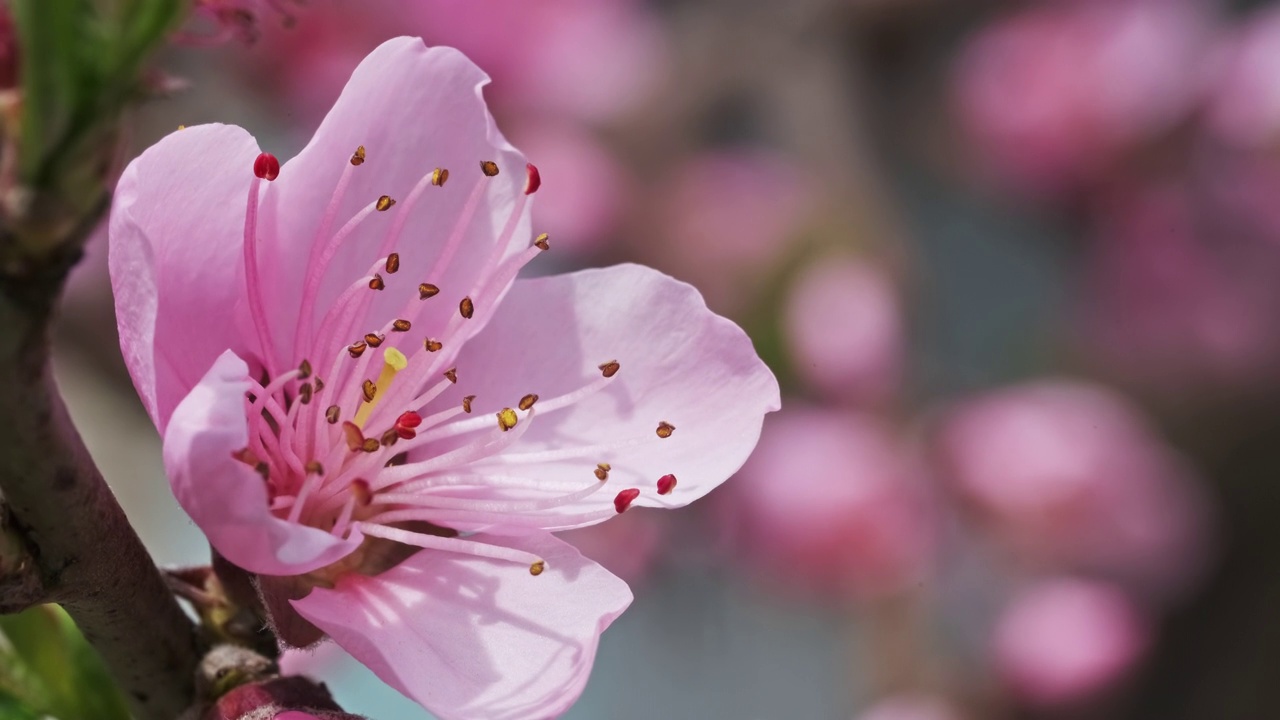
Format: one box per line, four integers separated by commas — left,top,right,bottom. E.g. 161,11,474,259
0,245,200,720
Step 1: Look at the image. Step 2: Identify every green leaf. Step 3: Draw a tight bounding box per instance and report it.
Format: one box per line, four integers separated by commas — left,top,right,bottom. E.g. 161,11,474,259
0,605,131,720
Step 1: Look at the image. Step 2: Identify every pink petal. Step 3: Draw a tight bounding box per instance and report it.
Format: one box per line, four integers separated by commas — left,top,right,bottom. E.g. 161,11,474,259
426,264,780,530
290,532,631,720
163,351,361,575
110,124,261,430
256,37,531,368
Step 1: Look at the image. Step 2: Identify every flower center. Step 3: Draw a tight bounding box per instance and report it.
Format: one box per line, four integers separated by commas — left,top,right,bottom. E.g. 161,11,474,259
233,150,649,575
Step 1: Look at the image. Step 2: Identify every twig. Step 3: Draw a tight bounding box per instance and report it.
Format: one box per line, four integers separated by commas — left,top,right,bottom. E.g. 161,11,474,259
0,235,200,719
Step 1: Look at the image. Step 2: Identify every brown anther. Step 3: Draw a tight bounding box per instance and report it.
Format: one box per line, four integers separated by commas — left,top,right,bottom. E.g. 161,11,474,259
254,463,270,479
595,463,612,481
361,438,381,453
342,422,365,451
298,383,313,405
432,167,450,186
368,274,385,291
657,473,677,495
326,405,341,424
480,160,500,177
444,368,458,384
599,360,620,378
348,341,368,358
534,233,550,251
351,145,366,166
462,395,475,413
376,195,396,211
459,296,475,319
380,429,400,447
419,283,440,299
314,377,326,393
519,393,539,411
385,253,400,274
497,408,518,431
306,460,325,476
362,379,377,403
424,338,443,353
392,319,412,332
529,560,546,576
231,448,260,467
364,333,385,348
298,359,313,379
656,421,675,439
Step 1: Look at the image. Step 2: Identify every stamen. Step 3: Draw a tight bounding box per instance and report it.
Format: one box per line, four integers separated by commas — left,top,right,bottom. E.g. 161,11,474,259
480,160,499,177
657,474,677,495
419,283,440,299
326,405,340,424
656,421,676,439
376,195,396,212
385,253,400,274
462,395,475,413
459,296,474,319
424,338,443,352
353,522,544,568
595,463,611,481
530,561,546,576
444,368,458,384
614,488,640,513
348,341,367,358
599,360,620,378
432,168,449,186
253,152,280,180
525,163,542,194
350,145,366,166
368,275,385,291
392,319,412,332
497,408,518,431
534,233,550,251
518,394,539,411
364,333,384,348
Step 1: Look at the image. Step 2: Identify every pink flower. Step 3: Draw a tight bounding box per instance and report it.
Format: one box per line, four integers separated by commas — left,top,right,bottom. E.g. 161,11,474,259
952,0,1214,197
109,38,778,719
719,408,934,601
784,257,903,407
932,380,1211,600
992,578,1150,707
1206,6,1280,149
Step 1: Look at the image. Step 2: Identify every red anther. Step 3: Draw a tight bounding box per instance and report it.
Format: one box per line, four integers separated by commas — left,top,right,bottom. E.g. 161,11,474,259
613,488,640,514
254,152,280,181
396,411,423,429
657,474,677,495
524,162,541,195
395,411,422,439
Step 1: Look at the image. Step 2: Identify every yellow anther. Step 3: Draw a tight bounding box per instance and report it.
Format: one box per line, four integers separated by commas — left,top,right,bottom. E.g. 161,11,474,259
497,408,518,432
529,560,546,576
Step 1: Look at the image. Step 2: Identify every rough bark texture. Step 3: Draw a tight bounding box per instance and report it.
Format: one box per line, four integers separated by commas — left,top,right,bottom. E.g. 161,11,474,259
0,246,200,719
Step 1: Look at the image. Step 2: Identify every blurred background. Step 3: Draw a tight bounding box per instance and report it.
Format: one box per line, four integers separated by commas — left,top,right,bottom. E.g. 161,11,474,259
48,0,1280,717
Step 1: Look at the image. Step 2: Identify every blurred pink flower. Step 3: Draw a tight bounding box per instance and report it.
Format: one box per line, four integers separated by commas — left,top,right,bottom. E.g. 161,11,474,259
720,408,933,601
784,256,903,407
1207,6,1280,148
511,124,628,255
933,380,1210,600
247,0,665,125
1074,185,1280,392
110,38,778,719
993,578,1150,707
183,0,303,46
657,149,814,312
855,695,962,720
953,0,1214,197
